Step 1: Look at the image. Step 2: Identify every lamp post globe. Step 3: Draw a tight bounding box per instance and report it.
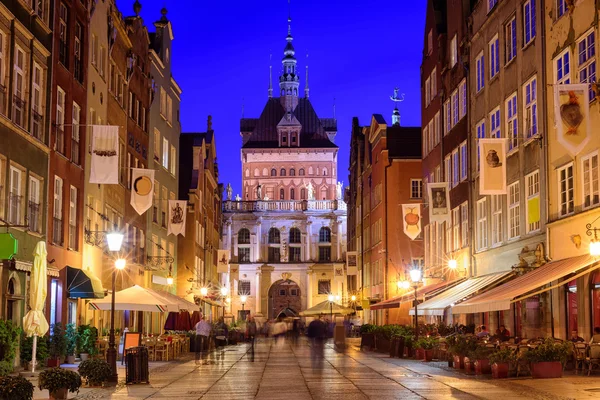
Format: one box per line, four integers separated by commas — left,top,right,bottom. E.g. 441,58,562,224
409,268,422,341
591,240,600,257
448,259,458,270
106,231,124,383
200,287,208,297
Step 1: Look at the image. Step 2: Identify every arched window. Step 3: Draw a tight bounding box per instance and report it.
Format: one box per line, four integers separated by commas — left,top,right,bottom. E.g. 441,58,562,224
289,228,301,244
301,188,306,199
238,228,250,244
262,168,268,176
268,228,281,244
308,167,313,175
316,167,320,176
290,168,296,176
254,168,259,177
245,169,250,177
271,168,277,177
280,188,285,200
299,168,305,176
280,168,286,176
323,168,328,176
319,227,331,243
321,187,328,200
290,188,295,200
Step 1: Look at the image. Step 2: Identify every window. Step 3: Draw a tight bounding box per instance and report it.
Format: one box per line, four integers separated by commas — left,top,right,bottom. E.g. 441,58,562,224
490,35,500,78
299,168,305,176
318,280,331,295
431,68,436,99
72,102,81,165
323,168,328,176
58,3,68,66
13,46,26,127
557,0,567,19
238,228,250,244
53,176,63,245
69,186,77,250
301,188,306,199
491,195,503,245
558,163,574,217
31,63,43,140
8,167,22,225
28,176,40,232
451,89,459,127
524,0,536,45
490,107,501,138
290,188,295,199
423,125,429,155
582,153,599,209
450,35,457,67
56,87,65,154
508,182,520,239
170,145,176,175
444,100,451,134
290,168,295,176
505,18,517,63
74,23,83,83
239,248,250,263
319,227,331,243
461,202,468,246
434,111,441,145
476,52,485,92
279,188,284,200
271,168,277,177
153,129,160,161
555,49,571,84
428,29,433,55
289,227,301,244
526,170,541,232
0,31,5,114
445,220,451,254
459,79,466,119
488,0,498,12
318,247,331,262
476,120,485,170
477,198,488,250
280,168,286,177
459,142,467,181
452,207,460,251
425,76,431,105
159,87,166,117
91,34,98,66
411,179,423,199
99,46,106,77
166,95,173,124
524,76,538,138
452,149,459,188
268,247,281,263
162,138,169,169
268,228,280,244
578,31,596,101
444,155,451,185
238,280,251,295
506,93,518,150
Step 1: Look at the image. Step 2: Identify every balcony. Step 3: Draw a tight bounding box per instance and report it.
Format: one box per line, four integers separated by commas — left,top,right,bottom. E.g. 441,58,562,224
223,199,347,213
28,201,40,232
71,138,80,165
52,217,64,246
55,126,65,155
0,84,6,116
68,224,77,250
8,193,22,225
31,109,44,141
12,95,25,128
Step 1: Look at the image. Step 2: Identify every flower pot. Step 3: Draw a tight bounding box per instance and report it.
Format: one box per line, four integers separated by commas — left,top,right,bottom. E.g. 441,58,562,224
66,355,76,364
464,357,475,375
26,361,38,371
474,359,491,375
397,337,406,359
531,361,563,379
453,355,465,370
414,348,423,360
80,353,89,361
389,337,399,358
50,388,68,400
360,333,375,350
47,357,61,367
423,349,434,362
376,336,391,353
492,362,509,379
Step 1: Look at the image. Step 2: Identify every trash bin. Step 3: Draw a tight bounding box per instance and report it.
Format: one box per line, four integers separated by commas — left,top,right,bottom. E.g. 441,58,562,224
125,346,149,384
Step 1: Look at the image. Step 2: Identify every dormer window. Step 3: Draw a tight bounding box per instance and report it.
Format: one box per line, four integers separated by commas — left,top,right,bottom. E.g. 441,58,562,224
282,135,287,144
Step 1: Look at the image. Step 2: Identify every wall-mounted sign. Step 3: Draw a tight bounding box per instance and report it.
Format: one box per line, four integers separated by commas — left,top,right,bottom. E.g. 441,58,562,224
0,233,18,260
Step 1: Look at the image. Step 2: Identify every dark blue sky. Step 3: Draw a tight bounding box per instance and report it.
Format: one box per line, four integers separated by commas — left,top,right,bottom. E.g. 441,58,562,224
119,0,426,195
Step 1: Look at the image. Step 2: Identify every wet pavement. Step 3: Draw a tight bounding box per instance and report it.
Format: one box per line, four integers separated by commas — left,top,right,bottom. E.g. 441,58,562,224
31,338,600,399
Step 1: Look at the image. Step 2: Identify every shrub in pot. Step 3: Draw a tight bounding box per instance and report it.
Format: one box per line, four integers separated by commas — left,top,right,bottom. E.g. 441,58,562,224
489,348,517,379
77,325,98,361
0,375,34,400
78,359,111,387
65,324,78,364
20,335,49,370
48,324,67,367
468,346,494,375
38,367,81,400
524,339,570,379
419,337,439,361
0,362,11,378
0,320,21,369
447,335,477,370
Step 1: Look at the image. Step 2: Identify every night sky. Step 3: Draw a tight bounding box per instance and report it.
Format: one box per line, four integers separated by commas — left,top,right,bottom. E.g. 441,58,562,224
118,0,426,195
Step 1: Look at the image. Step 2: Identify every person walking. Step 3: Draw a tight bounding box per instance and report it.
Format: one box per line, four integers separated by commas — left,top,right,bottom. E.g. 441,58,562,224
194,313,212,365
214,317,228,362
246,316,257,361
307,316,327,369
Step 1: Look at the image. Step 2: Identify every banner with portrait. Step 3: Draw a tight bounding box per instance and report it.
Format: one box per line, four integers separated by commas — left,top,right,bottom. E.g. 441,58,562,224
89,125,119,184
130,168,155,215
167,200,187,237
401,204,422,240
554,83,591,156
217,250,230,273
479,138,507,195
346,252,358,276
427,182,450,223
334,264,345,281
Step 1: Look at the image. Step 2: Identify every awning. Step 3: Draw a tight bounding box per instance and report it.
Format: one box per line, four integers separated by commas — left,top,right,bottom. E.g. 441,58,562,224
409,271,513,316
371,278,465,310
453,254,596,314
67,266,105,299
299,301,354,316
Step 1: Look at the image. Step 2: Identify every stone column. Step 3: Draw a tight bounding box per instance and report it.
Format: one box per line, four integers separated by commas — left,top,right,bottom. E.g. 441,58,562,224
255,219,262,262
336,220,342,261
225,219,232,251
306,270,314,308
255,269,263,317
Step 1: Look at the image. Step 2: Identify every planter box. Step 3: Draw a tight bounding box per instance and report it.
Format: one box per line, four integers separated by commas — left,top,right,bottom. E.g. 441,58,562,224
453,355,465,370
492,363,509,379
423,349,434,362
376,336,391,353
47,358,61,368
50,388,68,400
389,337,400,358
474,359,491,375
360,333,375,350
414,348,423,360
531,361,563,379
464,357,475,375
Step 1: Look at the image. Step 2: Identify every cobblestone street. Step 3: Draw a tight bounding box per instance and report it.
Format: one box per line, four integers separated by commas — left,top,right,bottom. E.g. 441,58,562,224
30,339,600,400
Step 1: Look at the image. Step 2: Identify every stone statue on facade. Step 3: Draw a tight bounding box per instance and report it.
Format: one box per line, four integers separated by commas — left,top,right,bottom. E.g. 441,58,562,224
226,183,232,200
306,182,315,200
336,181,343,200
281,239,288,262
235,194,241,201
256,184,262,200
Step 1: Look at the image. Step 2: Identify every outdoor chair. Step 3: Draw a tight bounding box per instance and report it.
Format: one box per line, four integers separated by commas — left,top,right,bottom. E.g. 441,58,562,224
573,343,588,373
587,344,600,376
155,341,168,361
516,345,531,377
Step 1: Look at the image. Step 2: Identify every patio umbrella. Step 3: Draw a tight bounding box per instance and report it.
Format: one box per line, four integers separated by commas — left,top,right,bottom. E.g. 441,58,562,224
88,285,178,312
299,300,354,317
22,241,49,373
164,312,177,331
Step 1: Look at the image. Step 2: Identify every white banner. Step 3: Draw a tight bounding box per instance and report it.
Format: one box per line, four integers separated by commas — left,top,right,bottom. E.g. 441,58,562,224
130,168,155,215
402,204,422,240
428,182,450,223
554,83,591,157
89,125,119,184
167,200,187,237
346,252,358,276
479,138,507,195
217,250,230,273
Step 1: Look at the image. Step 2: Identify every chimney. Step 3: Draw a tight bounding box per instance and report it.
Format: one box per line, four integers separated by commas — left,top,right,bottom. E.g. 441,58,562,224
207,115,212,131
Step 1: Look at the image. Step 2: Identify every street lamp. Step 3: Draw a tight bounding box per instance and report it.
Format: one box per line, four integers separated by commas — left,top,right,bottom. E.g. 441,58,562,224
448,259,458,270
166,264,174,285
220,287,228,317
328,294,335,322
350,295,357,313
410,267,422,341
106,231,124,383
240,295,248,321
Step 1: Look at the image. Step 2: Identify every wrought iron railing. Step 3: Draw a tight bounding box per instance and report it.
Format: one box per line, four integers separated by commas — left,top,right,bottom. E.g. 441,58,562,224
31,109,44,141
8,193,22,225
71,138,80,165
28,201,40,232
52,217,64,245
68,224,77,250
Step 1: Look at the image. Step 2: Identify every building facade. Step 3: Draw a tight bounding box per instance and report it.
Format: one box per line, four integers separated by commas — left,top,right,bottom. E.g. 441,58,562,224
222,16,347,321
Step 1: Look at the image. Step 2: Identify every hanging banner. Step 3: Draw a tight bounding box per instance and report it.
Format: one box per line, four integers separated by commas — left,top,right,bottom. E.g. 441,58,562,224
479,138,507,195
89,125,119,184
402,204,422,240
554,83,591,157
527,197,540,226
217,250,230,273
346,252,358,276
230,264,239,281
130,168,155,215
167,200,187,237
334,264,345,281
428,182,450,223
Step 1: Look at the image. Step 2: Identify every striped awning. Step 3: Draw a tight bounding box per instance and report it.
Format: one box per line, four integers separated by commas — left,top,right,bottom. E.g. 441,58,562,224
370,278,465,310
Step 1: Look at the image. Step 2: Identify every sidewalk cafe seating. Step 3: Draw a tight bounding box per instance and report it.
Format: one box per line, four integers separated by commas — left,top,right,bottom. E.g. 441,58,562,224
587,344,600,376
573,343,587,373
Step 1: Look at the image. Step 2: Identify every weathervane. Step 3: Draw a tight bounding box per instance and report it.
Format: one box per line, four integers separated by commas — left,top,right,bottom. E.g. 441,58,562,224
390,87,405,103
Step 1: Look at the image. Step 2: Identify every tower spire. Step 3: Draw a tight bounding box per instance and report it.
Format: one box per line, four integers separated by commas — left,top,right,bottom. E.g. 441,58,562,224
268,53,273,98
305,52,309,98
279,0,299,110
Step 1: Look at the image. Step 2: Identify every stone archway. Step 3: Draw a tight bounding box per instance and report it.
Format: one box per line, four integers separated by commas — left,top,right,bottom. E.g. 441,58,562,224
267,279,301,320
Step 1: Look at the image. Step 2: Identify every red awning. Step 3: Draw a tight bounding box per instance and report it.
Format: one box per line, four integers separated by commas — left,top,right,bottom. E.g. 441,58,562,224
370,278,465,310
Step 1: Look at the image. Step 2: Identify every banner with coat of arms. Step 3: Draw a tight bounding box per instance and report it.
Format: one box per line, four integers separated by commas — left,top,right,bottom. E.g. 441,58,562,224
130,168,154,215
401,204,421,240
554,83,591,157
167,200,187,237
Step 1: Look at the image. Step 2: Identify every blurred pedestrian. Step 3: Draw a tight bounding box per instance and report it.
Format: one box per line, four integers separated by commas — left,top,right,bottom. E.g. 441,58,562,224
214,317,228,362
194,313,211,365
273,317,287,348
246,316,257,361
307,316,327,369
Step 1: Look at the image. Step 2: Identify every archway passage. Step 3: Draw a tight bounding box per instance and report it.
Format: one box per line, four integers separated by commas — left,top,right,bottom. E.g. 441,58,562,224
268,279,301,320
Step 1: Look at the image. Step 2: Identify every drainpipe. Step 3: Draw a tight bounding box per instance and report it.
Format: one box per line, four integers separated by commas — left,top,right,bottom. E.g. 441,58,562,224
384,157,393,324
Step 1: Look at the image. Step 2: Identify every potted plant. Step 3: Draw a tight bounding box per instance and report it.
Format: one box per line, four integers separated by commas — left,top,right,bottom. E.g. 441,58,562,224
38,367,81,400
359,324,377,350
0,375,34,400
0,320,21,369
447,335,477,370
78,359,111,387
65,324,78,364
20,335,49,370
77,325,98,361
489,348,517,378
468,346,494,375
0,361,11,378
47,324,67,367
524,339,570,379
419,337,439,362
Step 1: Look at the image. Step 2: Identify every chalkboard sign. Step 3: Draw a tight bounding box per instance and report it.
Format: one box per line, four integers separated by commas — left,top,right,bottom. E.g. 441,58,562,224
121,332,142,364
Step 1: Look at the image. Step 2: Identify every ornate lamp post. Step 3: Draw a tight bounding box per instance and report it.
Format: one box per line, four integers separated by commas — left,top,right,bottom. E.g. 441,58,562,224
220,287,228,318
105,231,124,383
328,294,334,322
409,267,422,341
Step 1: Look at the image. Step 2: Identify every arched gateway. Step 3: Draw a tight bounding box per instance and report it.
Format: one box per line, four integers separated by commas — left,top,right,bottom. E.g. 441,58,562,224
268,279,301,320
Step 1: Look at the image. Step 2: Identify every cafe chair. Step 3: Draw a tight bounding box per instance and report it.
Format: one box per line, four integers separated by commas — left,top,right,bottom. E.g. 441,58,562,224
587,344,600,376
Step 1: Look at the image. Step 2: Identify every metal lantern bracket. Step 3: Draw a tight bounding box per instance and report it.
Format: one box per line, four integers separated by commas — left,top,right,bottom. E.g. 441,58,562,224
586,217,600,240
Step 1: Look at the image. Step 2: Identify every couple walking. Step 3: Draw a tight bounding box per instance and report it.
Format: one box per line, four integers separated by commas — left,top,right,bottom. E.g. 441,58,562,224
194,314,228,365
